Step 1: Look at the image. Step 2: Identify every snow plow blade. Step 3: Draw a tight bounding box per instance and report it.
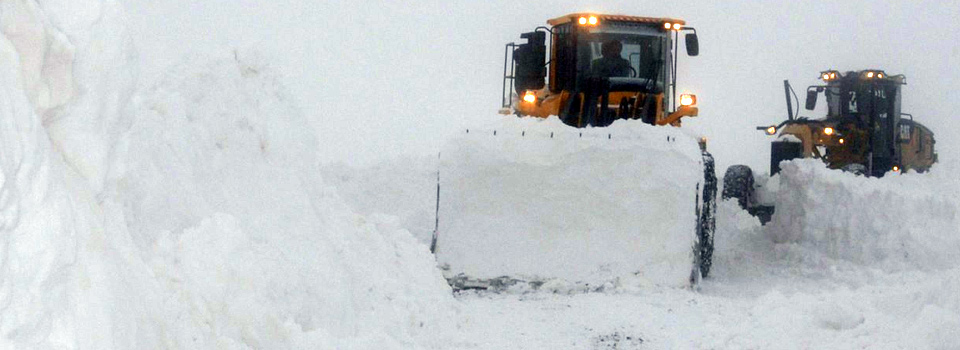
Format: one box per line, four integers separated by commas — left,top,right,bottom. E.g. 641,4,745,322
433,118,715,292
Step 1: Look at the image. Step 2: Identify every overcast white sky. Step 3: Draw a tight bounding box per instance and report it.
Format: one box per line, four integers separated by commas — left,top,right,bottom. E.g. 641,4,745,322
124,0,960,171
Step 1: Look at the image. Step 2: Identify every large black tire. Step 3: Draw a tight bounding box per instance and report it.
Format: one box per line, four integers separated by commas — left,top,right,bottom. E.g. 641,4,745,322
697,151,718,279
560,93,583,127
722,165,755,210
640,94,657,125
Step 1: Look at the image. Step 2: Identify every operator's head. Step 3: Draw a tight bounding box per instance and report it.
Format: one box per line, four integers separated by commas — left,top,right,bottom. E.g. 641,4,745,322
601,40,623,59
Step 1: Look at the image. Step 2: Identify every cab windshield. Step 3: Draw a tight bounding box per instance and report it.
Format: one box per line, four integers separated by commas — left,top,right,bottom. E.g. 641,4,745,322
577,31,666,87
826,82,893,119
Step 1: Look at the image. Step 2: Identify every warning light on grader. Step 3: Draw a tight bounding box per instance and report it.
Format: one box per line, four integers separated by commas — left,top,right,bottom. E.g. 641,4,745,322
679,94,696,106
766,126,777,135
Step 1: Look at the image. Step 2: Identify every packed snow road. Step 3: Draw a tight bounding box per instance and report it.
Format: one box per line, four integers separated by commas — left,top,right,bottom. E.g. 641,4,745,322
452,267,960,349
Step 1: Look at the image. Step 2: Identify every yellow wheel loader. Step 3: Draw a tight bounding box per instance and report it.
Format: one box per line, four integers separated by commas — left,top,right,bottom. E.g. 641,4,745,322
723,70,938,223
433,13,715,291
498,13,702,128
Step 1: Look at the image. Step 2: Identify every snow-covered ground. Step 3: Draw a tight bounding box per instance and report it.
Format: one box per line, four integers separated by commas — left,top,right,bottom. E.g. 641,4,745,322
329,152,960,349
2,0,959,349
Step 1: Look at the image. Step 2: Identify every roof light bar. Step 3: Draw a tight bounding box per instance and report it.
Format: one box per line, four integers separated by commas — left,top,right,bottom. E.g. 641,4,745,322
578,15,599,26
820,70,840,81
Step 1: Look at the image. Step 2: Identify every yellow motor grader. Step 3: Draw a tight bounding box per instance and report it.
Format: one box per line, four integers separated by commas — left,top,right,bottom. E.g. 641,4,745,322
723,69,938,223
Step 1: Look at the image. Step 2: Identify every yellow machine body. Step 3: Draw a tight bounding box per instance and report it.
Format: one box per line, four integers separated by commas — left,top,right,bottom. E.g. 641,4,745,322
767,70,936,176
502,13,701,128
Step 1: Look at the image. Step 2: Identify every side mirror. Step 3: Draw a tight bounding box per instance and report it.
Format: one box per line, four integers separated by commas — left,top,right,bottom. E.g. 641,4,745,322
685,33,699,56
805,89,818,110
514,31,547,93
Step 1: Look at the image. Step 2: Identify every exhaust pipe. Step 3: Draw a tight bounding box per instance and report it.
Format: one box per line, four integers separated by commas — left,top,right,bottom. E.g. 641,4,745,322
783,80,794,121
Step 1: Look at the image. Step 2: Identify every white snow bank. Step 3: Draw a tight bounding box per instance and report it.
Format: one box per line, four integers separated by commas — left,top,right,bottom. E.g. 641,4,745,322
705,199,960,350
2,0,136,192
1,1,145,348
108,52,455,348
435,116,707,289
321,155,440,246
766,159,960,271
1,1,454,348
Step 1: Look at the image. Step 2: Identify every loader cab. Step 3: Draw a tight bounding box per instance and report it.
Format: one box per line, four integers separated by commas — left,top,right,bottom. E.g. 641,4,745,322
550,20,668,93
502,13,701,128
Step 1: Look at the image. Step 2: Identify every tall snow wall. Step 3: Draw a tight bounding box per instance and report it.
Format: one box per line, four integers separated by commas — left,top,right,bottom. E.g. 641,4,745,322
0,1,453,348
766,159,960,271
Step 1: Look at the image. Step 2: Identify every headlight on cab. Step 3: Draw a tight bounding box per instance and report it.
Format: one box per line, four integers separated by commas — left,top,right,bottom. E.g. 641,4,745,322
522,91,537,103
679,94,696,106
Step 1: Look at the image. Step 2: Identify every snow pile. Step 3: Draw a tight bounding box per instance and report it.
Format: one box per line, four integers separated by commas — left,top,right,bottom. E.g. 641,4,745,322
1,1,453,348
704,199,960,350
766,159,960,271
435,117,707,289
3,0,136,192
1,1,144,347
111,53,455,348
321,155,440,246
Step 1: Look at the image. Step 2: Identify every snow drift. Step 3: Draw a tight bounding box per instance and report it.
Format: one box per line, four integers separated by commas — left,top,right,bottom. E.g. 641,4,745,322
1,1,453,348
709,167,960,350
435,117,707,290
766,159,960,271
321,156,441,246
